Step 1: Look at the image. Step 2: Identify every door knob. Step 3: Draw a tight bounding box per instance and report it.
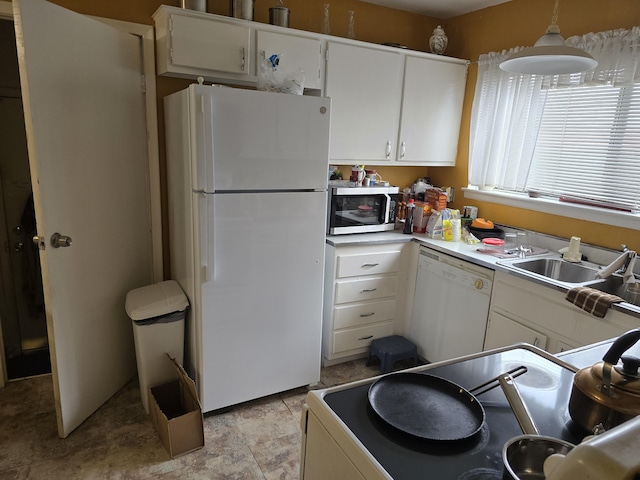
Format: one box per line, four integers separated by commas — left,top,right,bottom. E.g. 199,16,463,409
51,232,72,248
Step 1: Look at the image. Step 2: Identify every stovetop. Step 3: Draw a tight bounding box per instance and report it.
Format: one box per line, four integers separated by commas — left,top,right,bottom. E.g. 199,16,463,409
323,346,588,480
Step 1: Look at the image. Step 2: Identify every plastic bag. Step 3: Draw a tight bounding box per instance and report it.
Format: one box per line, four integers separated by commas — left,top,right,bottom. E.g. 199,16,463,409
257,54,305,95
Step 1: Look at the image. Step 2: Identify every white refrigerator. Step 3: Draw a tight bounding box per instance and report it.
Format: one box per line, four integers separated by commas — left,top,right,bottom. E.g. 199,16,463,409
164,85,331,412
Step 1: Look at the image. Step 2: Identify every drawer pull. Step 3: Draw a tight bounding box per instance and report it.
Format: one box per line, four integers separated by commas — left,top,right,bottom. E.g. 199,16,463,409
360,312,375,317
361,263,380,268
361,288,377,293
358,335,374,341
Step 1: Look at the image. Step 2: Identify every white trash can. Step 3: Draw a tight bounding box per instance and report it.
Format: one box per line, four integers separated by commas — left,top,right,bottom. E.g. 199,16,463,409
125,280,189,413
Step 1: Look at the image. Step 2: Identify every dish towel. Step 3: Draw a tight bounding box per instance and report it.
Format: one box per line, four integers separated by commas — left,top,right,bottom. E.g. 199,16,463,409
565,287,624,318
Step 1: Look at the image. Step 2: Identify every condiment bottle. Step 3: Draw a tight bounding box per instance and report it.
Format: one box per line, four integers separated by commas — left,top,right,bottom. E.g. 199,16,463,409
403,199,415,234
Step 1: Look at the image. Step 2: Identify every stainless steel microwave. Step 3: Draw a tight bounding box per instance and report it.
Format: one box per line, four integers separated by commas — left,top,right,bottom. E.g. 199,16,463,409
327,185,399,235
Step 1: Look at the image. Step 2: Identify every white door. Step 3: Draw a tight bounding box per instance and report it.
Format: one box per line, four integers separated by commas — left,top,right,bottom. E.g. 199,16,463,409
13,0,153,437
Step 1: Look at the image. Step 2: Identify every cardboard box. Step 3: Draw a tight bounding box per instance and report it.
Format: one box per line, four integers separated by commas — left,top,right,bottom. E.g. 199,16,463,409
148,355,204,458
425,188,448,211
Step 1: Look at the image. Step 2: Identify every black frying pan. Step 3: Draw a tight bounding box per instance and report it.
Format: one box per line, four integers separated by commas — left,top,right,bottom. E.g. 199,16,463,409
368,367,528,442
368,373,484,442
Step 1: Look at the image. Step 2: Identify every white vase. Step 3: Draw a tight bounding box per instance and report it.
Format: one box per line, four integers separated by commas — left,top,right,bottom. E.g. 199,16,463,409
429,25,448,55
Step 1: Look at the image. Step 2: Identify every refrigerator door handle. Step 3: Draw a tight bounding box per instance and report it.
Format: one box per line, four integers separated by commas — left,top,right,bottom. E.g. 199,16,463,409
199,193,213,282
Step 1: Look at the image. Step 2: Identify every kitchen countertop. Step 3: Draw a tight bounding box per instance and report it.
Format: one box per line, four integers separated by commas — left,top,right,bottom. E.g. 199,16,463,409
326,229,640,319
558,334,640,369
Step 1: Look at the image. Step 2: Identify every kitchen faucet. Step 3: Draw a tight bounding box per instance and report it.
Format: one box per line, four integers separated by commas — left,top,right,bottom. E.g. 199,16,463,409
596,245,637,280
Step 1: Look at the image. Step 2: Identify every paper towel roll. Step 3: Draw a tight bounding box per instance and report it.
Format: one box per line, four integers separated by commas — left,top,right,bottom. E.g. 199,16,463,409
563,236,582,262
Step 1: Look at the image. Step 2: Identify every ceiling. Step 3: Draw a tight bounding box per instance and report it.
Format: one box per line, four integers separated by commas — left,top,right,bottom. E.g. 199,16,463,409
359,0,511,19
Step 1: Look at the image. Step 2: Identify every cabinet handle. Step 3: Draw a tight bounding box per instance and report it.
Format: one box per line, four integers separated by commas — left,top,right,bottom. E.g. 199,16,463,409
358,335,374,341
361,263,379,268
241,47,246,71
385,141,391,158
400,141,406,159
359,312,375,317
361,288,377,293
533,337,540,347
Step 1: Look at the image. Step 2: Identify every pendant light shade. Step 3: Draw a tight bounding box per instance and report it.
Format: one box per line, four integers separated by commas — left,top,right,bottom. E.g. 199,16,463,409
500,1,598,75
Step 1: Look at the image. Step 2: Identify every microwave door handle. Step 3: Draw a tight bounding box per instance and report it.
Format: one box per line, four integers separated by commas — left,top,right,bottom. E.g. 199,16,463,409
383,193,391,223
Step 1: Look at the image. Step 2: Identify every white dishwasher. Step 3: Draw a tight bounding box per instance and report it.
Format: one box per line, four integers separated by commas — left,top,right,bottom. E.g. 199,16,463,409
407,246,494,363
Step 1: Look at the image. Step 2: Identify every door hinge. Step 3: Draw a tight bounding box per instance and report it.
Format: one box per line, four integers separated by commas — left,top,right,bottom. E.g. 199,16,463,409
141,74,147,93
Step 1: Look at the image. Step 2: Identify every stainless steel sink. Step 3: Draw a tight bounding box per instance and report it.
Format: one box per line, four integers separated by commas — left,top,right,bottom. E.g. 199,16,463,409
589,276,640,306
501,257,601,284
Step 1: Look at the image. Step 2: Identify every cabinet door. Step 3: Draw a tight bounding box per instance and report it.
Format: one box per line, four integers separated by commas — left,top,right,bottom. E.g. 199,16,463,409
169,13,250,75
325,42,403,163
256,30,323,91
398,56,467,165
484,312,548,350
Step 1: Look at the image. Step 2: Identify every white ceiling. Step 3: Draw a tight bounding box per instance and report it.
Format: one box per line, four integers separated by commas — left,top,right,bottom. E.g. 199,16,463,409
359,0,511,19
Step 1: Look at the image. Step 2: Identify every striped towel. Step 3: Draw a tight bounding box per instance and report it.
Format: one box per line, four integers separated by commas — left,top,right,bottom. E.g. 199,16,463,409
565,287,624,318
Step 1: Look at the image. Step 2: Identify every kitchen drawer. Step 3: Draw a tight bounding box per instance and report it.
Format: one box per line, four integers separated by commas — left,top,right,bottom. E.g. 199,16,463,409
333,299,396,329
336,250,402,278
332,322,394,354
335,276,398,304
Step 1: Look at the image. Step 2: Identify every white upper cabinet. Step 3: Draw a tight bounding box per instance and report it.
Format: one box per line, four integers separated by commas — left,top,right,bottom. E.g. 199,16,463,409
325,41,467,166
398,55,467,165
154,8,254,84
325,41,404,163
152,5,468,166
256,30,323,91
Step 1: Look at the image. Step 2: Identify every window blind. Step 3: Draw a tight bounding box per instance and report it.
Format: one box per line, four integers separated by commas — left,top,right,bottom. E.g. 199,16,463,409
526,83,640,213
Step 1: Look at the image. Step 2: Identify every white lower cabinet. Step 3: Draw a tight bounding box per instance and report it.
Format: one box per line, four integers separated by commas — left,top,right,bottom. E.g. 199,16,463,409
485,271,635,354
322,242,413,366
484,311,548,351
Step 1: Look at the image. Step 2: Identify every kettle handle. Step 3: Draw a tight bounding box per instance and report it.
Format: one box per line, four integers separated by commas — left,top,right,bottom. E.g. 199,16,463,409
602,328,640,365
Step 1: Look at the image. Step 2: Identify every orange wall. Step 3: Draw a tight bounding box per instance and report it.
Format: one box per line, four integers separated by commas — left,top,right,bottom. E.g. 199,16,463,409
432,0,640,251
22,0,640,256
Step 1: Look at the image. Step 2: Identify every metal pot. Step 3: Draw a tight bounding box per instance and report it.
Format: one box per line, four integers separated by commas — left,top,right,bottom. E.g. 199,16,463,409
499,373,574,480
569,328,640,432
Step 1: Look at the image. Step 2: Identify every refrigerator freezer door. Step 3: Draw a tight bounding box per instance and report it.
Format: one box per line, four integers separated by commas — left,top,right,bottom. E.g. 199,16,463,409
196,190,326,412
193,85,331,193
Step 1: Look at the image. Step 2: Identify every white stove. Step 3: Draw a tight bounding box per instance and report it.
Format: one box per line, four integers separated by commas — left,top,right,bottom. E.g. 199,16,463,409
301,345,588,480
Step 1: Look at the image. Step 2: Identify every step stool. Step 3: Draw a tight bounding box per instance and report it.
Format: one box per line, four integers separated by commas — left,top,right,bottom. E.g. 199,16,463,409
366,335,418,374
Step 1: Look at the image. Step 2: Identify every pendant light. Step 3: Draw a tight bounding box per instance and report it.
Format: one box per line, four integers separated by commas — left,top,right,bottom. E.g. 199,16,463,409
500,0,597,75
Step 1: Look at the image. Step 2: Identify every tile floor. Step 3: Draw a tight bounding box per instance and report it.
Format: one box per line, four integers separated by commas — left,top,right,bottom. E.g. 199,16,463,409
0,358,395,480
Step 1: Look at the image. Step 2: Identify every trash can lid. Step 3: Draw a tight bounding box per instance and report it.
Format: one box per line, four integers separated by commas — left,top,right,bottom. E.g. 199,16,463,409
125,280,189,321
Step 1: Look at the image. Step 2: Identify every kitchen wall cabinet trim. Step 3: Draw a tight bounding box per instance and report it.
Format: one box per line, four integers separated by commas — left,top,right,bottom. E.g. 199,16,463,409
323,242,412,366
